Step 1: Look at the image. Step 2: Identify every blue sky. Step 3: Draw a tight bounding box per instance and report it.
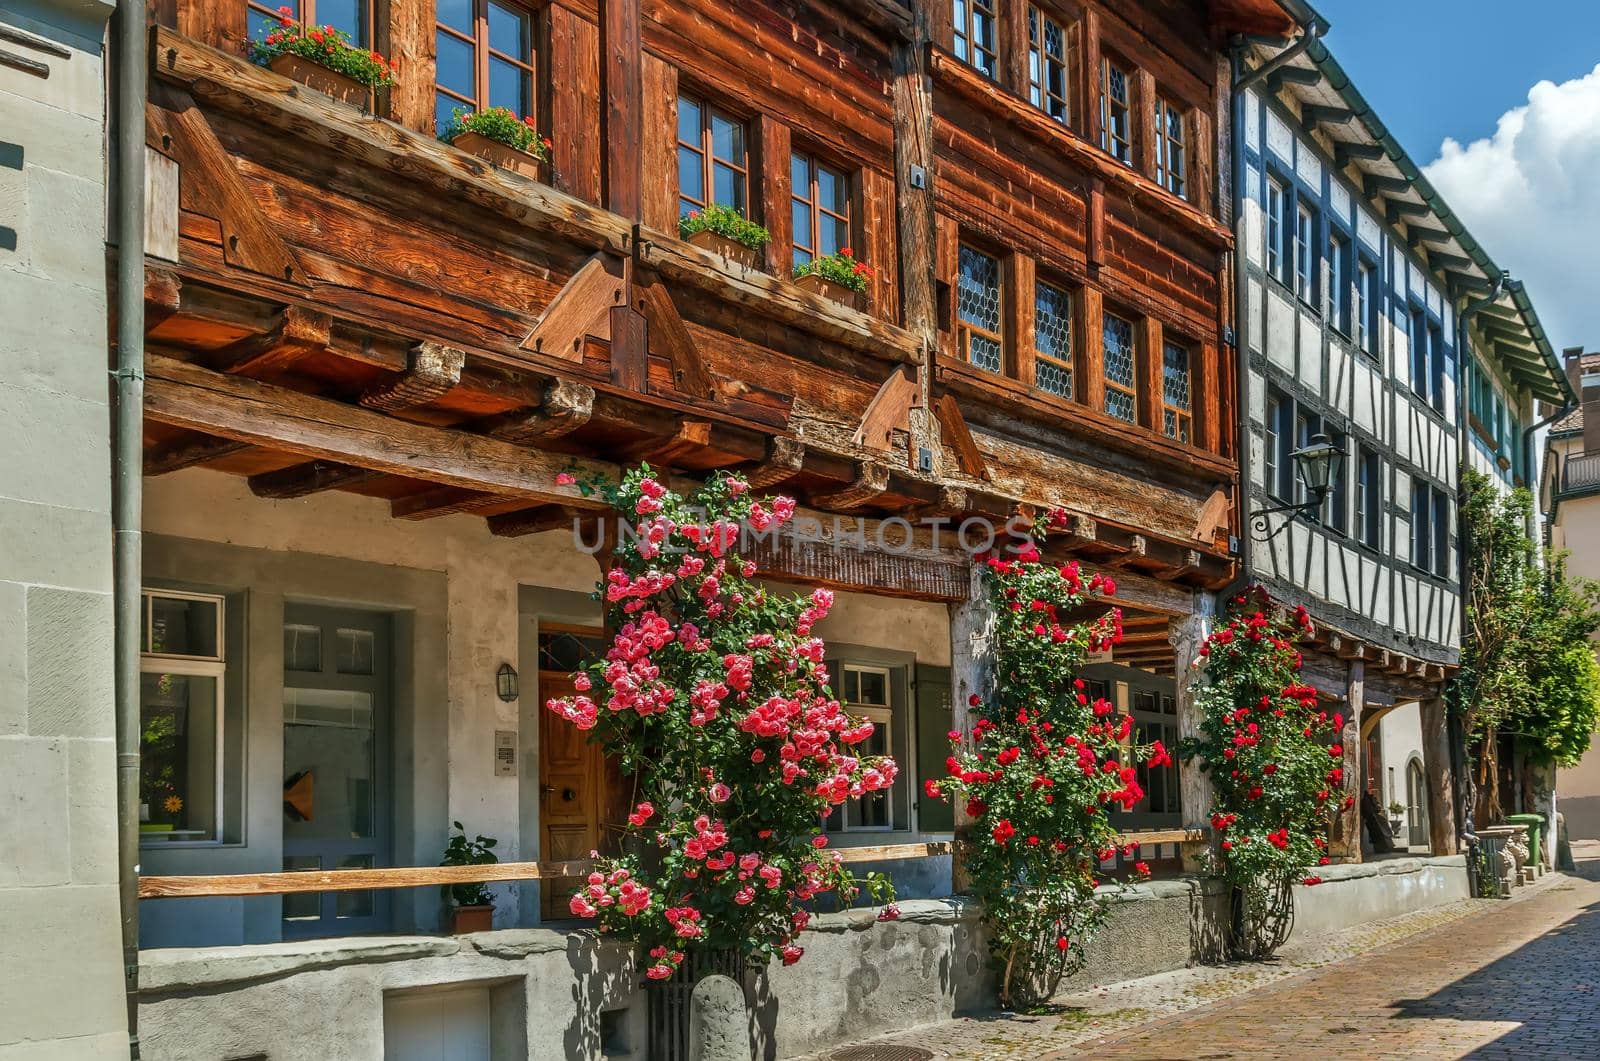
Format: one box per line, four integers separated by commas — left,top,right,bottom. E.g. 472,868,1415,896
1313,0,1600,156
1312,0,1600,351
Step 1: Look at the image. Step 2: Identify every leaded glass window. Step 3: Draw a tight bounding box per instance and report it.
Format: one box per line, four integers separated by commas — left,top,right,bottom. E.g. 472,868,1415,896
1160,339,1191,442
1027,6,1070,124
957,246,1003,373
953,0,999,80
1103,312,1136,422
1034,280,1073,398
1100,58,1133,165
1154,96,1186,198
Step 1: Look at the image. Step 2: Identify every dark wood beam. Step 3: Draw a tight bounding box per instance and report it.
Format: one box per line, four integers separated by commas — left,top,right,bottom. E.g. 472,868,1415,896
207,305,331,377
1407,225,1454,248
1363,174,1411,198
391,486,508,520
1385,200,1432,223
1334,141,1386,168
477,378,596,443
248,460,380,499
739,436,806,489
487,504,581,538
1300,104,1352,133
1266,65,1321,90
143,354,615,506
358,341,465,412
144,434,249,475
810,461,890,511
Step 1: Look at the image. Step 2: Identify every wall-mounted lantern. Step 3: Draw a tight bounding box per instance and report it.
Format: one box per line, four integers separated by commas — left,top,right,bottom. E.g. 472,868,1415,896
495,662,520,703
1250,432,1345,542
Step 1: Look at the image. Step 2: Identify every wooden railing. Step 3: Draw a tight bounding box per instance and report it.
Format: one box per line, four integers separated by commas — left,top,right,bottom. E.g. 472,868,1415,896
137,831,1207,899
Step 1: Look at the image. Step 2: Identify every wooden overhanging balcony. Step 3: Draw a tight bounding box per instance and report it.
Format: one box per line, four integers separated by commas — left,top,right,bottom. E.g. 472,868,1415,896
138,25,1236,592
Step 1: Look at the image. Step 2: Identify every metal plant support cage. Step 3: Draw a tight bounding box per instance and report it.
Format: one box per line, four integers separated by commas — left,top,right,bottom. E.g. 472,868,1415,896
645,948,751,1061
1226,873,1296,960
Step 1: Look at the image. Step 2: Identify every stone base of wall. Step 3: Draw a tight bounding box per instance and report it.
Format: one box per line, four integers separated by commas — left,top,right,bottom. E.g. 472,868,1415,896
136,859,1469,1060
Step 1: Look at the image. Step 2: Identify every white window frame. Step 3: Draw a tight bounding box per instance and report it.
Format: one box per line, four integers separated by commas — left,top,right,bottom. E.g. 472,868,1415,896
140,589,228,847
1294,202,1316,305
833,663,896,833
1265,178,1285,281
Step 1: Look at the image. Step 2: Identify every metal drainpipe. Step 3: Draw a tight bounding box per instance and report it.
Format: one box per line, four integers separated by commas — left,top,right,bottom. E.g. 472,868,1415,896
1522,400,1574,536
1221,14,1325,606
1450,275,1506,856
112,0,148,1053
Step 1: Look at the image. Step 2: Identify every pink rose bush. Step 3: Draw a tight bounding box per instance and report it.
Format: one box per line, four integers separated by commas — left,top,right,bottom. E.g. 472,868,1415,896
546,468,895,978
1183,587,1339,959
932,515,1163,1008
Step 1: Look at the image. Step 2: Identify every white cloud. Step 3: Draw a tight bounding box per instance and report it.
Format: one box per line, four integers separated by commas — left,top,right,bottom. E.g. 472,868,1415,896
1423,63,1600,351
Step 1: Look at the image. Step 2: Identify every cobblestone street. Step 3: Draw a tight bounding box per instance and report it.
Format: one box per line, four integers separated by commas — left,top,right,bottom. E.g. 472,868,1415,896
811,869,1600,1061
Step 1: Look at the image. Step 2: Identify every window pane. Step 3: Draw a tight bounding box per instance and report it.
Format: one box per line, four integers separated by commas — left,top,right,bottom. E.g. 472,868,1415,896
140,672,220,842
1035,282,1072,361
337,628,375,676
817,166,847,214
148,594,220,658
957,248,1000,331
791,153,810,193
1037,359,1072,398
711,162,745,211
282,855,322,920
488,56,529,115
436,0,471,33
317,0,366,46
487,0,528,57
792,200,813,253
677,96,702,146
854,669,889,707
1162,342,1190,411
436,93,463,135
1103,314,1136,423
283,688,376,838
284,623,323,672
710,113,744,165
436,31,476,99
249,5,292,43
820,213,849,257
677,145,704,209
335,854,376,918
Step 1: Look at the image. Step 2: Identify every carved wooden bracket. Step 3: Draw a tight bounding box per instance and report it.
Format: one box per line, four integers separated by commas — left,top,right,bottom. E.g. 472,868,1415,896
479,378,596,443
636,271,713,400
209,305,332,377
360,341,465,412
932,391,992,481
520,253,624,361
1192,486,1231,543
853,365,920,452
811,461,890,510
145,84,306,284
741,436,806,489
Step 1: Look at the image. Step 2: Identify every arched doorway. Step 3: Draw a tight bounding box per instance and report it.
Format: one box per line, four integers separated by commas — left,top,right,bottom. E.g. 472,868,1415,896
1406,757,1429,849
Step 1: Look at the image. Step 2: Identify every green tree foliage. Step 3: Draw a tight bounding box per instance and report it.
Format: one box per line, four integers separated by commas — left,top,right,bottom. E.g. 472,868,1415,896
1455,471,1600,821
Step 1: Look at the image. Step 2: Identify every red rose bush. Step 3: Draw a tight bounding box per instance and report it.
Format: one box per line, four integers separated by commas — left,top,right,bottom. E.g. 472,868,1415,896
1184,588,1342,958
932,519,1167,1008
546,468,894,980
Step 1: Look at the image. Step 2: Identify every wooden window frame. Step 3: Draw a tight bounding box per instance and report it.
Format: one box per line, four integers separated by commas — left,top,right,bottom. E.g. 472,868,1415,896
1027,4,1071,125
1100,307,1139,424
789,149,853,271
677,92,751,218
1265,177,1286,282
1031,274,1076,400
1099,53,1134,166
248,0,375,48
956,243,1006,373
829,663,899,833
139,588,229,846
1159,336,1192,443
953,0,1002,80
1293,200,1316,306
1152,94,1186,199
434,0,538,130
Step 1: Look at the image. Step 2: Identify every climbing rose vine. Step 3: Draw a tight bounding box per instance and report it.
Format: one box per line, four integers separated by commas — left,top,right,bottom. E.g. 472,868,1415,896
1185,587,1340,958
932,518,1167,1008
546,467,895,979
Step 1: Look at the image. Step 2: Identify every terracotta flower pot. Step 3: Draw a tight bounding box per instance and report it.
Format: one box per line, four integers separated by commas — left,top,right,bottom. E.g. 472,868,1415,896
269,53,372,110
794,271,863,310
685,228,763,271
451,904,493,934
449,131,550,183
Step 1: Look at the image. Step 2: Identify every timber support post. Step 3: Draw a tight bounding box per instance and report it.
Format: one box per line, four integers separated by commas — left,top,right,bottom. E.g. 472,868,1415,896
1421,696,1459,855
1328,660,1365,862
947,559,996,894
1169,599,1215,873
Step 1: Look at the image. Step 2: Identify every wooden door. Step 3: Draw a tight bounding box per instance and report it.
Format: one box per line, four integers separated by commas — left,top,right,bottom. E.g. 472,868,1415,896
539,672,603,919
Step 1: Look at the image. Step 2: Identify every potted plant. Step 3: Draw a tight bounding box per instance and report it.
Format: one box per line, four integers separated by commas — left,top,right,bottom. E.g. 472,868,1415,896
441,822,498,934
1388,801,1408,837
678,204,769,270
792,248,874,309
251,9,396,109
442,106,552,182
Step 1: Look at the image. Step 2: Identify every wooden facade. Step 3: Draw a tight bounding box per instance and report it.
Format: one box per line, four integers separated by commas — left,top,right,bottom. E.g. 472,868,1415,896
134,0,1308,633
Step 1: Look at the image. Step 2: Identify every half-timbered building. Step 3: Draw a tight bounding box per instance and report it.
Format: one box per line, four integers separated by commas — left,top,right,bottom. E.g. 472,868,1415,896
1234,32,1571,862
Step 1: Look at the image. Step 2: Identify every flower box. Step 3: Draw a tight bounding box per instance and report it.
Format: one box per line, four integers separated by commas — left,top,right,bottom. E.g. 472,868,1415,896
449,130,550,182
794,271,862,310
686,228,763,271
268,53,371,110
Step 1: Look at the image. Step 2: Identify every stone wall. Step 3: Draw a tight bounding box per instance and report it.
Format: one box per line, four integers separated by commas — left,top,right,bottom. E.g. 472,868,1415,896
0,1,125,1057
